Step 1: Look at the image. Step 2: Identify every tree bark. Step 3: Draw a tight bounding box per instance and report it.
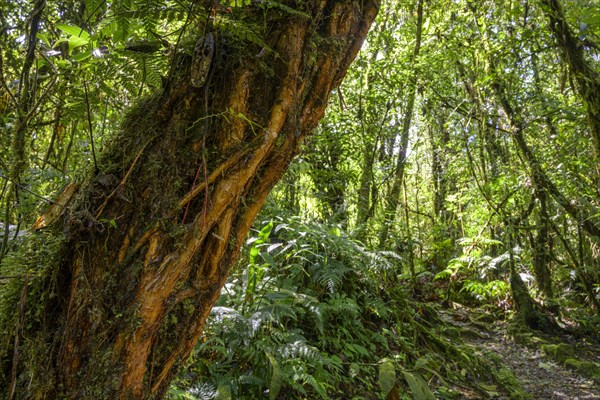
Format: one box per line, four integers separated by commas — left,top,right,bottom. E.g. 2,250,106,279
0,2,380,398
531,187,554,301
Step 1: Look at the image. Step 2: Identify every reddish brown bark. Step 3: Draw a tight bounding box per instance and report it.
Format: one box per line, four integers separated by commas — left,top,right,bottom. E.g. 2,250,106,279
2,2,380,399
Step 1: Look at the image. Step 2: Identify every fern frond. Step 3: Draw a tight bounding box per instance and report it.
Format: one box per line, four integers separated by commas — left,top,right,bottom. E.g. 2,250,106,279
259,1,311,19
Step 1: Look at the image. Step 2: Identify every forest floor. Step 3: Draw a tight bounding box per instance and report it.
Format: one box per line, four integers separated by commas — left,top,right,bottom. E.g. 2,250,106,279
440,307,600,399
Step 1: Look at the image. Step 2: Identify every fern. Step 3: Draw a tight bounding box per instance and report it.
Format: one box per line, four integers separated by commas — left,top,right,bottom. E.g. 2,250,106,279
114,0,133,42
187,383,216,400
84,0,107,22
278,340,320,361
217,18,273,55
258,1,311,20
175,218,480,398
313,260,351,293
139,0,160,34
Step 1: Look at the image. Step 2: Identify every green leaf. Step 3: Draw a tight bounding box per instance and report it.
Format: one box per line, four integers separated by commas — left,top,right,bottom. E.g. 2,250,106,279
379,359,396,396
259,221,274,241
68,35,90,50
266,352,282,400
423,17,431,33
402,371,436,400
56,23,90,39
55,59,71,69
261,0,310,19
260,251,277,267
36,32,51,47
215,383,232,400
414,357,429,369
327,226,341,236
73,50,93,62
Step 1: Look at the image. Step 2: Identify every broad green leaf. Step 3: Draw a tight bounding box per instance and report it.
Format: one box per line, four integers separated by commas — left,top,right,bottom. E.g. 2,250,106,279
55,59,71,69
327,226,341,236
266,352,282,400
260,251,277,267
480,384,497,391
402,371,436,400
56,23,90,39
423,17,431,33
53,38,69,47
414,357,429,369
68,35,89,50
249,246,260,264
259,221,274,241
36,32,51,47
378,359,396,396
73,50,93,62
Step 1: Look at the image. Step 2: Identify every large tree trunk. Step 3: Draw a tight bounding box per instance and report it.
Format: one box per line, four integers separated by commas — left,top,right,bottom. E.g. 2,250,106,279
0,2,380,398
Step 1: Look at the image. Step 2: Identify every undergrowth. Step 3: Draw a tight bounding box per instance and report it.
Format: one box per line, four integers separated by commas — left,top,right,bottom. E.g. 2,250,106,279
171,218,524,399
0,229,68,393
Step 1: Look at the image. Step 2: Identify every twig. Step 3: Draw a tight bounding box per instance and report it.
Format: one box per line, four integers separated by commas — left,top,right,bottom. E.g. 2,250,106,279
94,141,149,219
0,174,54,204
181,154,204,224
177,150,247,209
0,275,23,280
0,51,17,106
8,275,28,400
83,80,98,171
21,49,58,126
17,0,45,103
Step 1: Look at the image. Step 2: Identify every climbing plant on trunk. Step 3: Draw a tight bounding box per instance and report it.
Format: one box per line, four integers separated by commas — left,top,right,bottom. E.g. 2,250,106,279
0,1,380,399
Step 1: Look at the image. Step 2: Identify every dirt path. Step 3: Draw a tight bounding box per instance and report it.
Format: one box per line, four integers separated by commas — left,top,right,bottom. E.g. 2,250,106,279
474,328,598,399
441,311,600,399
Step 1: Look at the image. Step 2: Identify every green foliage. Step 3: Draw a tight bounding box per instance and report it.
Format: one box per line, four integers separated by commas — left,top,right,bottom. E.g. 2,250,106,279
434,236,512,307
0,230,67,390
177,218,402,398
461,280,509,303
256,1,311,20
174,218,508,398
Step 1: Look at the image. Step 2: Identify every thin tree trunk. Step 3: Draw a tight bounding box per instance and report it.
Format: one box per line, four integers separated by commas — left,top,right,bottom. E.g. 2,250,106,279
0,0,46,261
531,187,554,301
477,14,561,329
378,0,424,248
353,6,393,236
540,0,600,168
507,218,558,333
0,2,380,398
429,113,452,223
491,73,600,238
356,143,375,230
355,105,390,236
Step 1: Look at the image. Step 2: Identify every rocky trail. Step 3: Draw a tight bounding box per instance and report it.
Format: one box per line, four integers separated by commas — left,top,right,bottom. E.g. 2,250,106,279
441,309,600,399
